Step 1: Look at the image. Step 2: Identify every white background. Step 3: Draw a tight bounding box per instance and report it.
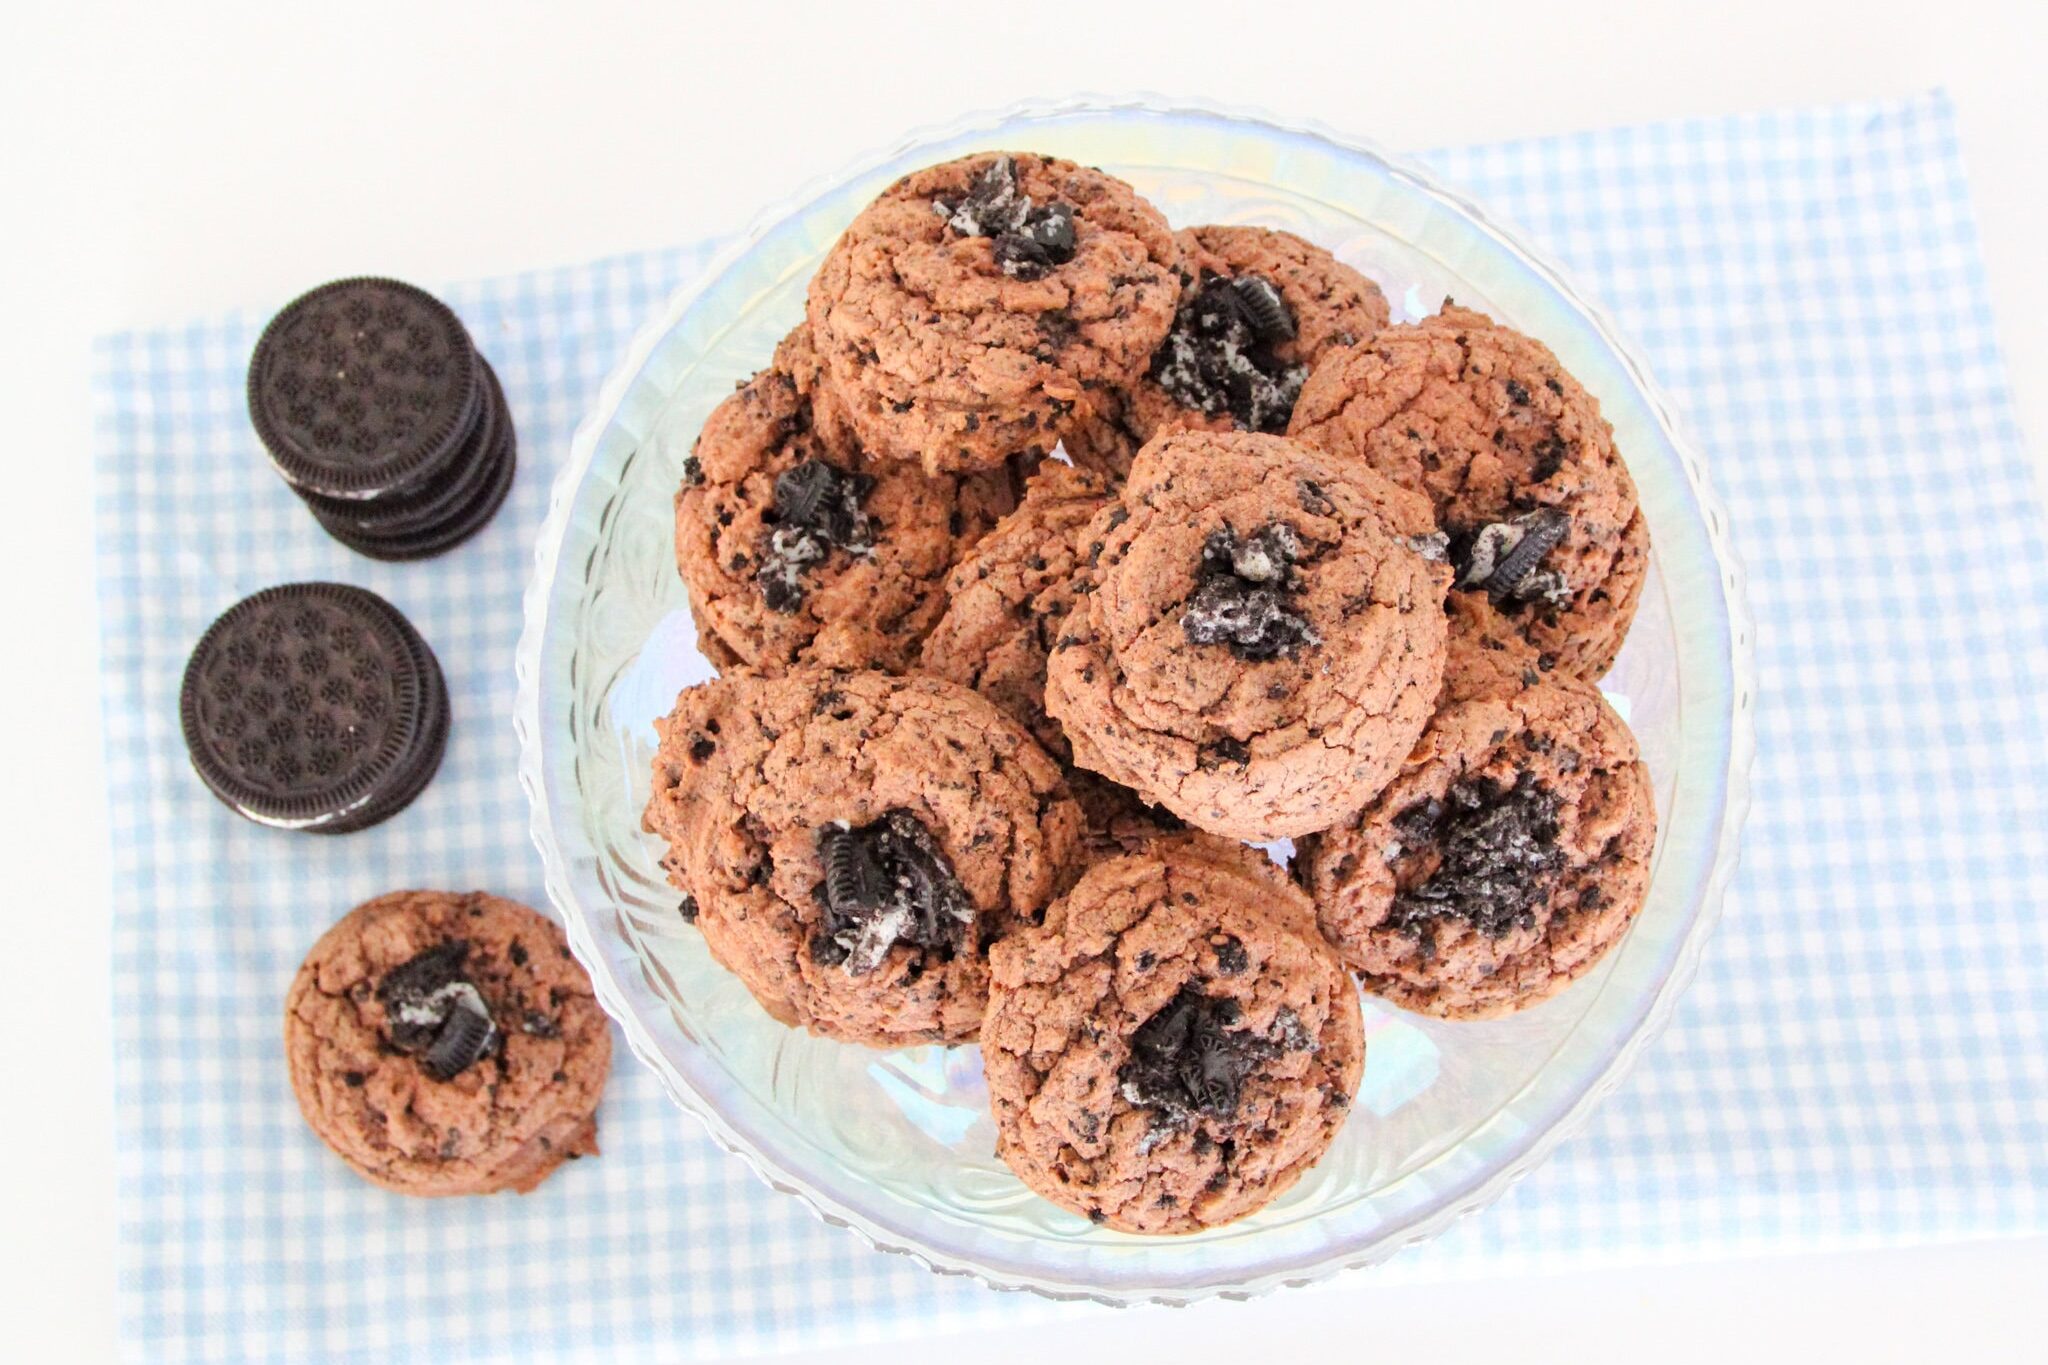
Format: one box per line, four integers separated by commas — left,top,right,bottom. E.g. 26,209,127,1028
4,3,2044,1360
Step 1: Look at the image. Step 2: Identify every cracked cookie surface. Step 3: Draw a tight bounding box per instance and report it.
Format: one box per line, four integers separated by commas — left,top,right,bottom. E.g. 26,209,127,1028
920,460,1116,758
675,325,1020,673
806,152,1181,475
1288,303,1646,678
1111,225,1389,455
1299,636,1656,1018
284,890,610,1196
983,834,1363,1234
1045,430,1451,840
642,667,1083,1047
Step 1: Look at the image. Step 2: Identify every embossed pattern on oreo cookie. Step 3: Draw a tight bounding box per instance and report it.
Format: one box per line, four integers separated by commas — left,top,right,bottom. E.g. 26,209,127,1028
811,810,973,975
249,278,481,497
251,279,519,558
179,583,448,831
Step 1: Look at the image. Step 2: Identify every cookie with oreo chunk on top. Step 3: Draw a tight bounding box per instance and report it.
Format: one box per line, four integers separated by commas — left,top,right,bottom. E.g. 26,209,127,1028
1104,225,1389,462
1288,302,1646,678
807,152,1181,475
1298,621,1656,1019
982,833,1363,1234
284,890,610,1196
672,324,1021,674
641,667,1082,1047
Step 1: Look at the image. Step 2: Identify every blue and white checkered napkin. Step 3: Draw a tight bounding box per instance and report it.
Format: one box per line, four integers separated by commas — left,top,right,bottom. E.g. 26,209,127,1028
96,91,2048,1362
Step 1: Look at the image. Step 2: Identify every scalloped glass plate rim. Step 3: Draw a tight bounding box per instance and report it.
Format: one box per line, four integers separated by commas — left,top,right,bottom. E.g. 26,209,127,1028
515,93,1757,1304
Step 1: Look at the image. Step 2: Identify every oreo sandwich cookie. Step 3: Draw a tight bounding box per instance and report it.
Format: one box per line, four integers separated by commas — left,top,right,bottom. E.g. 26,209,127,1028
299,359,511,539
311,367,518,562
249,279,483,500
180,583,450,832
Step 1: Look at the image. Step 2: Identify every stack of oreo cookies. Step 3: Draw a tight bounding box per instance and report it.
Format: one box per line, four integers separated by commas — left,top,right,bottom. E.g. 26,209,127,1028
179,583,450,833
247,278,516,560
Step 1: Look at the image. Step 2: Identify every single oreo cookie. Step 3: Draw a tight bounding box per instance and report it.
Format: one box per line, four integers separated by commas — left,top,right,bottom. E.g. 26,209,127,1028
298,360,512,539
249,278,483,498
313,410,516,562
180,583,447,831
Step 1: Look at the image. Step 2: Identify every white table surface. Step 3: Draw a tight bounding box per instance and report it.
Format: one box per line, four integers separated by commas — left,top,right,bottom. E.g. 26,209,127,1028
4,3,2043,1360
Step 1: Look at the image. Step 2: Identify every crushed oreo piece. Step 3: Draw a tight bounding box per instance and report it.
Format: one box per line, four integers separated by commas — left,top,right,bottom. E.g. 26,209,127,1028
1181,522,1320,661
1386,772,1564,942
1450,509,1571,607
375,941,501,1080
680,453,704,487
757,458,874,612
1230,275,1296,341
810,810,973,975
1406,531,1451,563
1149,273,1307,432
932,156,1078,280
1118,987,1283,1126
677,894,699,924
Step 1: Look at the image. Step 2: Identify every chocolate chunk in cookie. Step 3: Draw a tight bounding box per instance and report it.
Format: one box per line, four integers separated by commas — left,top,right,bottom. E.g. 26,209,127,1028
1149,273,1309,434
983,834,1362,1234
808,151,1180,473
932,155,1080,281
284,891,610,1196
672,325,1019,673
811,810,973,974
1289,303,1647,678
1046,430,1450,841
1382,772,1565,948
1180,522,1319,661
1119,987,1280,1127
759,458,876,613
375,941,503,1079
643,668,1082,1047
1110,226,1390,454
1300,644,1656,1019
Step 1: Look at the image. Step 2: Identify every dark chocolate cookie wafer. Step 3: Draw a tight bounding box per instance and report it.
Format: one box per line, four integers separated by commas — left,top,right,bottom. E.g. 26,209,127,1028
299,360,511,539
180,583,448,831
317,603,451,833
313,410,516,562
249,278,483,499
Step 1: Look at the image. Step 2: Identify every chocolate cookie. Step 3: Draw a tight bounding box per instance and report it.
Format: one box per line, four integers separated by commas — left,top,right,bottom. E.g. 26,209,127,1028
1288,303,1646,678
642,668,1083,1047
983,834,1363,1234
807,152,1181,474
919,460,1116,756
284,891,611,1195
304,360,519,562
1299,645,1657,1019
1113,226,1389,451
1045,430,1451,840
676,326,1020,673
179,583,449,832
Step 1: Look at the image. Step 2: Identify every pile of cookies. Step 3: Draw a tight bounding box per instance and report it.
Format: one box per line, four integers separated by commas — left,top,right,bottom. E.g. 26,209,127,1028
643,152,1657,1234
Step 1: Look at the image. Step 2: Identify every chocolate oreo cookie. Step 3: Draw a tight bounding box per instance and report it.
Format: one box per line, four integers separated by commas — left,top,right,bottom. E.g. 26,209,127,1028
249,279,482,498
180,583,449,832
249,279,518,558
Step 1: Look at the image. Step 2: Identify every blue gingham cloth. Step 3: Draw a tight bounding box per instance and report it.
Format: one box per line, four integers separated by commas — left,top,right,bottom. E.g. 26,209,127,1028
97,91,2048,1362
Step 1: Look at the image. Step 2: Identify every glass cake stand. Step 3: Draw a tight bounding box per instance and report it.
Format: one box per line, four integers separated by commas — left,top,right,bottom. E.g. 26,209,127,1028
514,97,1756,1303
